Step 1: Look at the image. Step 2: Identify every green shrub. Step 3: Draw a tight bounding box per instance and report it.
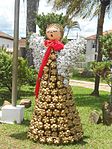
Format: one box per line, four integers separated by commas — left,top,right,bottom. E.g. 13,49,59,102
0,49,36,93
80,62,94,78
72,68,81,78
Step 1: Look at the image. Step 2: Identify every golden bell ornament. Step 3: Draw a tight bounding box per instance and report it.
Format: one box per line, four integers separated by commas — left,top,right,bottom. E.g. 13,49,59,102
63,117,68,123
51,88,58,95
27,132,33,139
53,137,60,144
32,129,38,135
63,123,68,130
46,109,53,117
37,101,43,109
42,116,50,123
43,74,49,80
43,66,49,73
51,124,58,131
62,137,69,144
68,120,73,127
53,109,60,117
44,130,51,137
39,137,46,143
57,81,63,88
56,103,63,110
44,123,51,130
69,106,75,113
60,110,66,117
50,53,57,60
29,125,35,130
58,124,64,131
67,113,73,120
50,117,56,124
49,102,55,110
51,69,57,75
42,102,48,109
68,136,74,143
59,95,66,102
52,132,58,138
37,121,43,129
49,82,55,89
58,88,66,95
64,130,70,137
37,130,44,137
69,100,74,106
46,137,53,144
57,117,64,124
50,76,57,82
57,75,64,82
47,59,52,65
45,95,52,103
59,131,65,138
41,81,48,88
38,95,45,102
52,95,58,103
44,88,51,95
51,61,57,69
40,109,46,117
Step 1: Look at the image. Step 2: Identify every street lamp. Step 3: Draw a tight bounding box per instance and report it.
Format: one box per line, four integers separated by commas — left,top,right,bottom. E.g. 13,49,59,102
0,0,24,124
12,0,20,106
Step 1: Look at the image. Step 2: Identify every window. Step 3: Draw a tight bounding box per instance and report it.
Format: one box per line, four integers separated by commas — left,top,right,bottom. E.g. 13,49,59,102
95,54,97,61
7,44,9,48
92,43,96,48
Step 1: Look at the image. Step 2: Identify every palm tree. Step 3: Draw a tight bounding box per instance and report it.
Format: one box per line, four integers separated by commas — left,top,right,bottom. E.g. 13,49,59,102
23,0,40,65
26,0,40,36
66,20,80,38
48,0,112,96
91,0,111,96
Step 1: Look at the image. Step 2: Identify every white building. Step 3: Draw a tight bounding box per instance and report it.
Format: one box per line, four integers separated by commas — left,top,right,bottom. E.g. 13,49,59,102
86,30,112,62
0,32,13,52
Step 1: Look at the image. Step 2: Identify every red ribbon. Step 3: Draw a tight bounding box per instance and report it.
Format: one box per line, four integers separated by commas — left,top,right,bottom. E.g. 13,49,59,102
35,40,64,99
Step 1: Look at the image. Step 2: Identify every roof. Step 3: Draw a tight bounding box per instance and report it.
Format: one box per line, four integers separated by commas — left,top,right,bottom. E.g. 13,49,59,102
0,32,13,40
19,38,26,48
86,30,112,40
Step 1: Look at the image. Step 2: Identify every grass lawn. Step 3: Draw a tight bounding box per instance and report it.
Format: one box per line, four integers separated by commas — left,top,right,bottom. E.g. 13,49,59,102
0,86,112,149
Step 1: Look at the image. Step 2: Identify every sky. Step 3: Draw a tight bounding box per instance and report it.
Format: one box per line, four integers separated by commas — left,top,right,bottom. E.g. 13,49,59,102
0,0,112,38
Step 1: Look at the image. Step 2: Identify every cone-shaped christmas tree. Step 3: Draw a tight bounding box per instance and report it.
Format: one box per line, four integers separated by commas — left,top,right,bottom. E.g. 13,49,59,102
28,24,83,144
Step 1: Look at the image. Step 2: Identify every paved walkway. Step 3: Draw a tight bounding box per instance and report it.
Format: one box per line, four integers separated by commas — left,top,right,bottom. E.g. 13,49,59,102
69,79,110,92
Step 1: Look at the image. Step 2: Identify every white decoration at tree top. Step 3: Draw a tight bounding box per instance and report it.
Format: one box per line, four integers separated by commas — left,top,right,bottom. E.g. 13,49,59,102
29,33,86,85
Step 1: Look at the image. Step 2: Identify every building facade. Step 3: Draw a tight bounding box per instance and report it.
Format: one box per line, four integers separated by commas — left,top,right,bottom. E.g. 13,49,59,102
0,32,13,52
86,30,112,62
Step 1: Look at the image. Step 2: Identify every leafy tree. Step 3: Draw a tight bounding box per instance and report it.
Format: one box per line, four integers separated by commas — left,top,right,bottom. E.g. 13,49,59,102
35,12,79,37
23,0,40,65
91,32,112,89
99,33,112,59
0,49,36,94
48,0,112,96
25,0,40,36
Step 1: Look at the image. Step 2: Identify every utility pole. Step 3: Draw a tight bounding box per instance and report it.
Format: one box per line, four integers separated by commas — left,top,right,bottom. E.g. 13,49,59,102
12,0,20,106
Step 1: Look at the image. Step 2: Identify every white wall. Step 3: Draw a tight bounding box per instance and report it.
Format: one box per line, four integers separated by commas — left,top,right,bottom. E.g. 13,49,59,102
86,39,96,62
0,37,13,52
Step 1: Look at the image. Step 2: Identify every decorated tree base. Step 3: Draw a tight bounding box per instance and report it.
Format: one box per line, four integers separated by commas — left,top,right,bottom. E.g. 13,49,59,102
28,50,83,144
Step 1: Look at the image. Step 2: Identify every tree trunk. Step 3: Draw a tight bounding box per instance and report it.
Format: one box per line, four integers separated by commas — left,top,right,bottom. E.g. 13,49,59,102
91,3,106,96
26,0,39,66
26,0,38,36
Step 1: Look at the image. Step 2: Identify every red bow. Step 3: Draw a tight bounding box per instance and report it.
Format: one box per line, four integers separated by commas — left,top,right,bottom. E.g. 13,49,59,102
35,40,64,99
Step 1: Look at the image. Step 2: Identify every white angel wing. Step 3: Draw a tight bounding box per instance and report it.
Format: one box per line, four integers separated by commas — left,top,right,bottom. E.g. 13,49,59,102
57,37,86,85
29,33,46,71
